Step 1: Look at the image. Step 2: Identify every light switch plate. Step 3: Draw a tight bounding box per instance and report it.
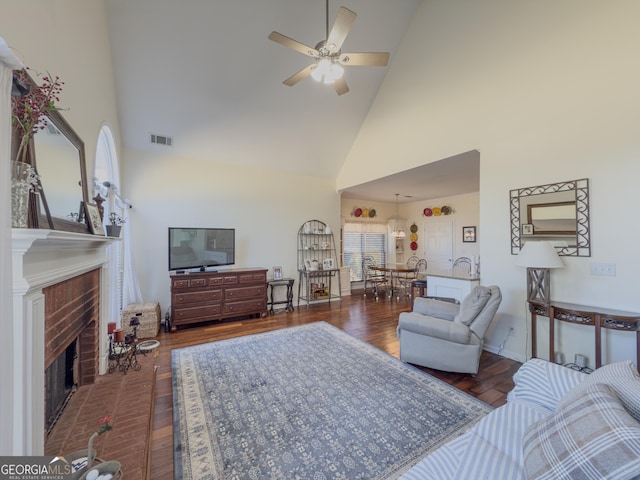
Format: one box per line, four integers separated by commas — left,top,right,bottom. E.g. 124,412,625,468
590,262,616,276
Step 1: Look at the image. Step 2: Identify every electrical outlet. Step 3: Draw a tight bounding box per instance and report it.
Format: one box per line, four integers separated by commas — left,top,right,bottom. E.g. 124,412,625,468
590,262,616,276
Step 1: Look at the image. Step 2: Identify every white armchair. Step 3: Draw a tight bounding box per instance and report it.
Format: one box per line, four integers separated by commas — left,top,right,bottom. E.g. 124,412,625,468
397,285,502,374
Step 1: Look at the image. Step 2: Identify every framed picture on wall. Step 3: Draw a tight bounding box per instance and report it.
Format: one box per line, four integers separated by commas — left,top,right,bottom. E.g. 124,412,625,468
273,266,282,280
462,226,476,243
85,203,105,236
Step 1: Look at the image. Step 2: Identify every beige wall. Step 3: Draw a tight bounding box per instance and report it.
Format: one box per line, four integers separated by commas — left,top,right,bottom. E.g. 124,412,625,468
124,148,340,312
410,193,480,263
338,0,640,365
341,193,480,266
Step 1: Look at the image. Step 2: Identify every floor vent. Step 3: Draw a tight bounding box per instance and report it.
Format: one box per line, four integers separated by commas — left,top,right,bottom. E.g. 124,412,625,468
150,133,173,147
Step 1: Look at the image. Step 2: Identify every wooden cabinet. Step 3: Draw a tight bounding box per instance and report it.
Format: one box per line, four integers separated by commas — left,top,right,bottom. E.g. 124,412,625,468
170,268,267,331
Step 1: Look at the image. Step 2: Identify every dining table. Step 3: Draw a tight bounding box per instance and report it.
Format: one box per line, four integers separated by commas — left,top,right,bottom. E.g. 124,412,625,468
370,264,416,300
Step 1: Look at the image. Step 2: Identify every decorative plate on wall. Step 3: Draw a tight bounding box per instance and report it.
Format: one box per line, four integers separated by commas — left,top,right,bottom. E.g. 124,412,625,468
441,206,451,215
369,209,376,218
433,207,441,216
410,241,418,250
410,233,418,242
410,223,418,233
423,208,432,217
354,208,362,217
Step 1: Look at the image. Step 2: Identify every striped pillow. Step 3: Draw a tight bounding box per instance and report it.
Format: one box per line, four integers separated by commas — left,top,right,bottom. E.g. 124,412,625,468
557,360,640,422
522,383,640,480
508,358,587,412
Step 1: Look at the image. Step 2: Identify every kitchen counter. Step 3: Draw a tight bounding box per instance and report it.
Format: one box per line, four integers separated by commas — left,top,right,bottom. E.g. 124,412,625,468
425,270,480,281
425,271,480,302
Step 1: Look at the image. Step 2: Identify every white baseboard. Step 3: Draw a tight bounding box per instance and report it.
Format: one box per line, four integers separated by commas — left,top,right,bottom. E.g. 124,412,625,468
484,344,527,364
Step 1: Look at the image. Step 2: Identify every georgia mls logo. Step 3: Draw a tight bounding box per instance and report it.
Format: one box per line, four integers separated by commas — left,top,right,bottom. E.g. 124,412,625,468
0,455,73,479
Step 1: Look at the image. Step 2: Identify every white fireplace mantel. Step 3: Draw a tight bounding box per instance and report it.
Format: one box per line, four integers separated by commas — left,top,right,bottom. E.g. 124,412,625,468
11,229,114,455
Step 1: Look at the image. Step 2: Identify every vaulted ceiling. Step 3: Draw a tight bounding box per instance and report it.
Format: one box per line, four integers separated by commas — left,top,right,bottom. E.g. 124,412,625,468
104,0,479,202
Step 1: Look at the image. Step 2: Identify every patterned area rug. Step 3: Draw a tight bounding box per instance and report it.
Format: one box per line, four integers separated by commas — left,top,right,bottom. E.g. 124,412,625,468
172,322,492,479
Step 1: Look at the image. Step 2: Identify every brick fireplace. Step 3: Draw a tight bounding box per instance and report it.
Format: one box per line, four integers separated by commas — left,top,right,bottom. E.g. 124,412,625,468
11,230,112,455
44,270,100,431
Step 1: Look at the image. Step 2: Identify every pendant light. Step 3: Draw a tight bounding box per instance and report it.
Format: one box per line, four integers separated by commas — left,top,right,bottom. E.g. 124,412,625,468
392,194,406,238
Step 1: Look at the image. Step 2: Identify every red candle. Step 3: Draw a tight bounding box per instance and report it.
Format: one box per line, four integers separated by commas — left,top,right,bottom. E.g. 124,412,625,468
108,322,117,334
113,329,124,343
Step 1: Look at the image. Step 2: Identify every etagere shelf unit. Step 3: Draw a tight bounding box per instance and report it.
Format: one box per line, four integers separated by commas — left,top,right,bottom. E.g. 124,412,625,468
297,219,341,308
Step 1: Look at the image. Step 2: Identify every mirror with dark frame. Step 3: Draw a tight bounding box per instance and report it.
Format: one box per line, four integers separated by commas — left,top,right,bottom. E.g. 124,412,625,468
12,71,90,233
510,178,590,257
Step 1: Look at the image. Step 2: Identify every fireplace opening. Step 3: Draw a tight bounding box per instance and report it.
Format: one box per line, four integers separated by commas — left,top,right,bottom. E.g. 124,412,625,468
45,339,78,434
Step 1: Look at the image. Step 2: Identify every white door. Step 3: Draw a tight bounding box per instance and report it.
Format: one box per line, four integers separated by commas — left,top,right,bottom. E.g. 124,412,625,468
423,218,453,272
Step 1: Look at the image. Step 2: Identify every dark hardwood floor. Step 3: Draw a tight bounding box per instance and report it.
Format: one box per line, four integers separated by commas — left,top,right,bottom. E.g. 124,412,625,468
149,292,521,479
44,291,521,479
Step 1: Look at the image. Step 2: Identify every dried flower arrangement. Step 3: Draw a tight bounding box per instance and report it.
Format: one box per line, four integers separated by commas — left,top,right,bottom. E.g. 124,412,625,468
11,68,65,168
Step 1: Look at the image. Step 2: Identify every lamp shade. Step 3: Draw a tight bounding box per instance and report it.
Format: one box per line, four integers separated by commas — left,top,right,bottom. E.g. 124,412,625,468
516,241,564,269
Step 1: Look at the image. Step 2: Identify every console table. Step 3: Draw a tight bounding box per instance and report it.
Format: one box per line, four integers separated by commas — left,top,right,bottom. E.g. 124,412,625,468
529,301,640,369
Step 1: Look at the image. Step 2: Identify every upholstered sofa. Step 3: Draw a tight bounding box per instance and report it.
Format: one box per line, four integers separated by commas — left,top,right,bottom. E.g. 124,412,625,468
401,358,640,480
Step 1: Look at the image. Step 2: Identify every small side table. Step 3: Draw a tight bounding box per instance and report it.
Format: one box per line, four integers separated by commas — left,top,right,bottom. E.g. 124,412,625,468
267,278,295,314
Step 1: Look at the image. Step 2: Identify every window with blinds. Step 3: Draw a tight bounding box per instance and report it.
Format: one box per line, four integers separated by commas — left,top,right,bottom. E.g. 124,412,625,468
343,222,388,281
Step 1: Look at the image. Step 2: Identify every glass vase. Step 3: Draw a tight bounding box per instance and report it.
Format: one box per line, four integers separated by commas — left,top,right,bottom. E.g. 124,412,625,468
11,161,35,228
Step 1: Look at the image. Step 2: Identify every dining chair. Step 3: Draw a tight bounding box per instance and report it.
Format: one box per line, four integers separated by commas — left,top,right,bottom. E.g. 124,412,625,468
452,257,472,275
397,256,424,299
362,256,388,300
415,258,428,280
406,255,420,270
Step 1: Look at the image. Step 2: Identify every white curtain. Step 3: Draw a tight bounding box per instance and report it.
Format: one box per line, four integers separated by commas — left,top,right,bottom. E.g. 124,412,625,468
95,126,142,324
0,36,24,454
121,202,142,306
106,184,142,309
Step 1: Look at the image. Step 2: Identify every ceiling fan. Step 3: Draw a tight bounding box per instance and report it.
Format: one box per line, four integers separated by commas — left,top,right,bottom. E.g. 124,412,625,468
268,0,390,95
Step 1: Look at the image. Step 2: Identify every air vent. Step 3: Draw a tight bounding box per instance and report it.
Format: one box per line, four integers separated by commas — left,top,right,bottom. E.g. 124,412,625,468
150,134,173,147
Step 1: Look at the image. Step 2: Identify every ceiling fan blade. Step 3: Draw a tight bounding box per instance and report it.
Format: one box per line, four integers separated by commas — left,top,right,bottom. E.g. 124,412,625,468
283,64,315,87
333,76,349,96
268,31,319,57
339,52,390,67
326,6,357,53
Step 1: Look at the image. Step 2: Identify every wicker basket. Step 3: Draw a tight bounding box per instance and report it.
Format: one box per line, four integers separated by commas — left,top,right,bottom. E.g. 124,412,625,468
121,302,160,339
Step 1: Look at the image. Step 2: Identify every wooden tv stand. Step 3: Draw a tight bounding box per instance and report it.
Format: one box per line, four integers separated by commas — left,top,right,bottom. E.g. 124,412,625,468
170,268,267,331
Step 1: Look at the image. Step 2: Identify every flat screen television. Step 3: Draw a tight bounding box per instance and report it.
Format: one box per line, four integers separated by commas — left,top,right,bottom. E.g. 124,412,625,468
168,227,235,271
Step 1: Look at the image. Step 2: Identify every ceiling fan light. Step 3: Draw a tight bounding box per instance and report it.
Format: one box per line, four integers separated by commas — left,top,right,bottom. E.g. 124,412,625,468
330,63,344,80
311,59,331,82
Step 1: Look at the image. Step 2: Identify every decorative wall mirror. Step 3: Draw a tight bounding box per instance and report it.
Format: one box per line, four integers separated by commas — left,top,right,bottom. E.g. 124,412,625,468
12,71,90,233
510,178,590,256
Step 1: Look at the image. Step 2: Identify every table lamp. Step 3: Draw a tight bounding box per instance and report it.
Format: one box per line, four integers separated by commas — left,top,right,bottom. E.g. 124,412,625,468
516,241,564,305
